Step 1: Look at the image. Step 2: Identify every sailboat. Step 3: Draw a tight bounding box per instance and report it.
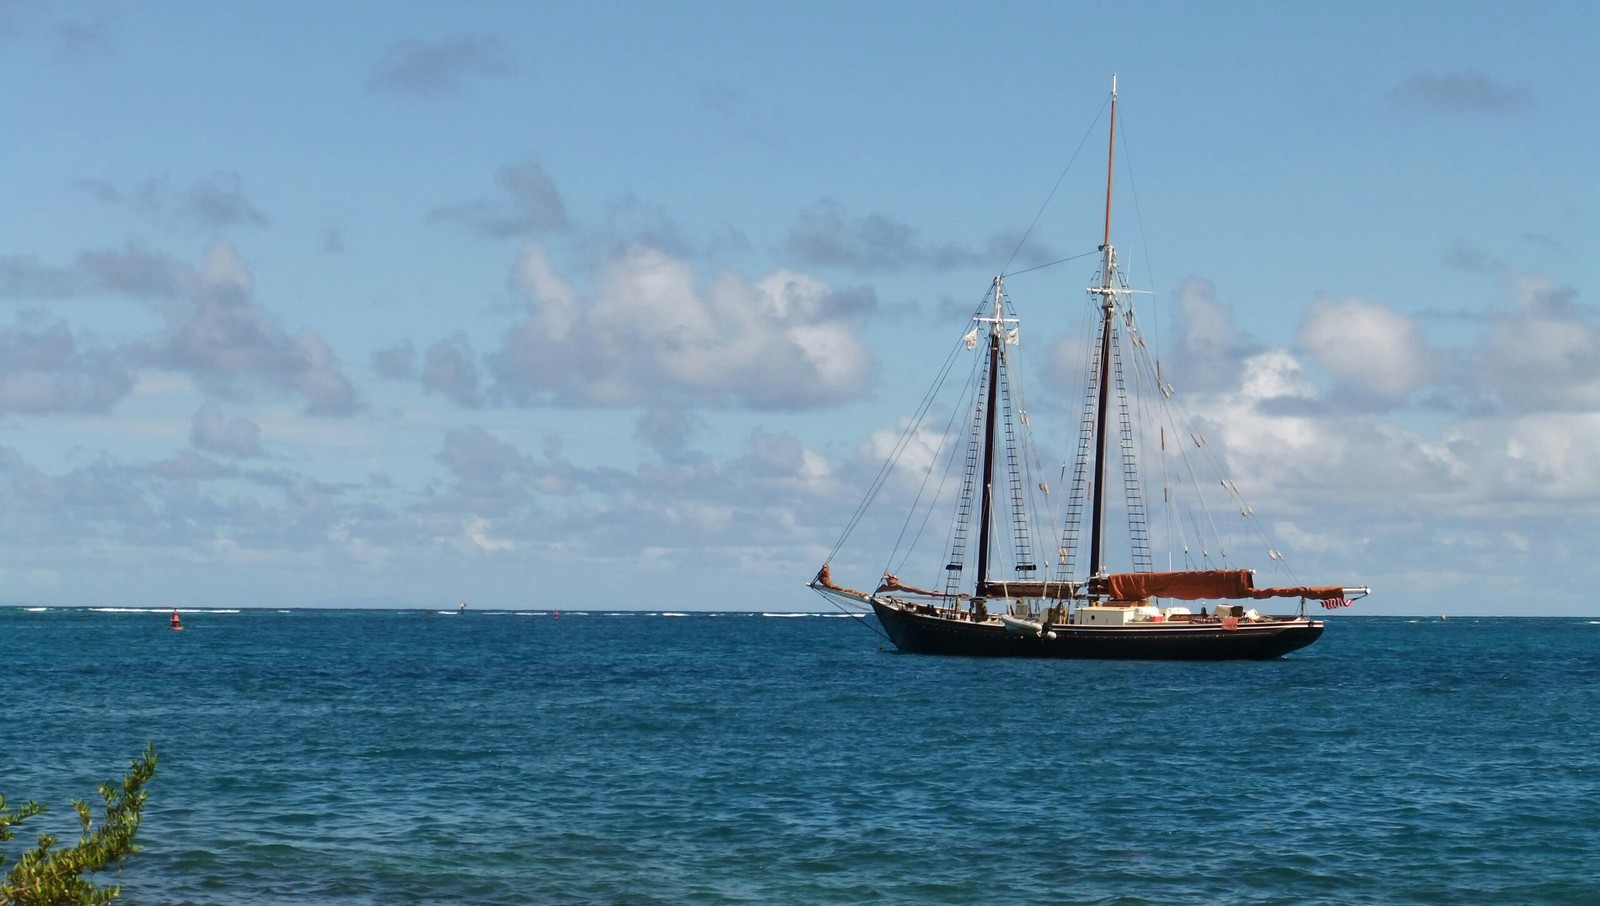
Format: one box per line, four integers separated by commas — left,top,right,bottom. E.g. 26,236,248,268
809,81,1367,659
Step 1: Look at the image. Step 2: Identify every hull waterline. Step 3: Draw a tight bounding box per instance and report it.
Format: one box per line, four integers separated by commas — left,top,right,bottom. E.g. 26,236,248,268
871,600,1323,660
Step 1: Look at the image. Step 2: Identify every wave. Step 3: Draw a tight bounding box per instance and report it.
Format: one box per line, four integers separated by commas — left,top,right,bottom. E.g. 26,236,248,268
87,607,241,614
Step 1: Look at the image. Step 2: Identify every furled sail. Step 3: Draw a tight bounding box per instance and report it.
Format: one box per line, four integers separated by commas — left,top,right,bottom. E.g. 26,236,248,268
1096,569,1347,602
877,574,955,598
977,580,1078,599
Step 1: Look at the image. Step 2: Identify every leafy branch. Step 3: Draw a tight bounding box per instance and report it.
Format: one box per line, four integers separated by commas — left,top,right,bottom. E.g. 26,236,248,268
0,745,158,906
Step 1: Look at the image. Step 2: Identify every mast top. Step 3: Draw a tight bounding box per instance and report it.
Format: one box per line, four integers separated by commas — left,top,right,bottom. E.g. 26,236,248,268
1102,78,1118,252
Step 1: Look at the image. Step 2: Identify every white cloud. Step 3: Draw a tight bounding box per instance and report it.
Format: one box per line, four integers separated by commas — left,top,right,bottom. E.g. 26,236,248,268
1167,277,1248,393
1476,276,1600,413
189,403,262,458
1296,296,1433,401
0,313,134,413
422,335,482,406
863,418,950,498
459,516,515,553
1491,414,1600,504
785,198,983,272
367,35,516,99
429,159,568,238
143,243,359,415
1388,70,1534,114
492,243,875,409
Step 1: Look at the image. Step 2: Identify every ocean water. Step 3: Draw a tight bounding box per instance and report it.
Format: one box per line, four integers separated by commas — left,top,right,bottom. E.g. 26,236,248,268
3,608,1598,905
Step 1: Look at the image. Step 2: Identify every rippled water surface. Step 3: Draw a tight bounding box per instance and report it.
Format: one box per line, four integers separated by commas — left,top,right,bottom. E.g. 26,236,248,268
4,609,1599,904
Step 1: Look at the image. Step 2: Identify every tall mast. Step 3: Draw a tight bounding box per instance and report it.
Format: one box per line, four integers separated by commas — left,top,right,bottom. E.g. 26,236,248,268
1087,77,1118,586
1102,74,1117,250
973,275,1005,598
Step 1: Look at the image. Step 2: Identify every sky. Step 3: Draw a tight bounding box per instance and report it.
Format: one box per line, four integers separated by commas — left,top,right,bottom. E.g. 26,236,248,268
2,1,1597,614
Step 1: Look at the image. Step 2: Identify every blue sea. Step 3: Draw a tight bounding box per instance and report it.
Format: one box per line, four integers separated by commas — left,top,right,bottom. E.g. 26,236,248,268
4,608,1599,904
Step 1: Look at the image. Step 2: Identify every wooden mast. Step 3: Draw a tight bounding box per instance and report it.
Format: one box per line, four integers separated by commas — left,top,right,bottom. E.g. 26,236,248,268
1087,77,1118,589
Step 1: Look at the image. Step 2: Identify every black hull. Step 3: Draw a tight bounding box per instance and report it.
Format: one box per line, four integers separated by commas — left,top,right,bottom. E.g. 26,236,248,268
871,601,1322,660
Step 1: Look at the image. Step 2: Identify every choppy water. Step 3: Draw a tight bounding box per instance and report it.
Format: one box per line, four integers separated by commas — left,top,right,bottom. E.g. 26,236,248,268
4,608,1599,904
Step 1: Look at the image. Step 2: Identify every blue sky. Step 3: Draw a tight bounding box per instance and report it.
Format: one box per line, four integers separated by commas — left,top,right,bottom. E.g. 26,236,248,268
2,1,1596,614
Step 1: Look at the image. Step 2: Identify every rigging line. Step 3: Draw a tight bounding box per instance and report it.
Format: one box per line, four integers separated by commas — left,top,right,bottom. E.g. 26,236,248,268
1115,110,1162,355
824,326,969,565
1000,248,1101,279
901,293,1004,580
998,291,1062,574
918,340,989,586
1002,308,1058,573
809,587,890,643
866,294,995,574
999,95,1112,276
890,348,982,580
1116,307,1225,571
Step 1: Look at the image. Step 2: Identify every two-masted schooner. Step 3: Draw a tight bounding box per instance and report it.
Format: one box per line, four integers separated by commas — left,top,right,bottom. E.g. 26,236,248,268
810,82,1367,659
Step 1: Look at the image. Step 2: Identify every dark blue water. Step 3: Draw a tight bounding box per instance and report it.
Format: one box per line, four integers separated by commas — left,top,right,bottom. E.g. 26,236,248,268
4,608,1598,904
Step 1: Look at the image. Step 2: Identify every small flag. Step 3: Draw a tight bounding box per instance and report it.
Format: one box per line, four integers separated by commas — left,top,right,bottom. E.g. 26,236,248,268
1321,598,1351,610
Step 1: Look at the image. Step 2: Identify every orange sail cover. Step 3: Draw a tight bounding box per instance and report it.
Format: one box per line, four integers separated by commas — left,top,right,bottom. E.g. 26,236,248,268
1100,569,1346,601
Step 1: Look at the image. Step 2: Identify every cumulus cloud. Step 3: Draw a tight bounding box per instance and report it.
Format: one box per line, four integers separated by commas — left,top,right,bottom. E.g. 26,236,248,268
150,448,237,482
1163,278,1254,393
430,425,597,520
786,198,983,272
0,255,81,299
422,335,482,406
368,34,516,99
1388,69,1533,114
371,342,416,380
1296,296,1433,402
429,159,569,238
190,403,263,458
0,313,135,413
52,14,116,61
141,243,358,415
1476,276,1600,412
437,425,527,486
730,428,835,496
76,172,268,231
634,407,701,459
1,242,187,300
2,242,358,416
1488,414,1600,505
492,243,875,409
588,192,697,258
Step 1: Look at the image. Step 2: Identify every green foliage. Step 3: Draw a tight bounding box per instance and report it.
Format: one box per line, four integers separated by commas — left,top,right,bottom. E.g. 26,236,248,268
0,745,157,906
